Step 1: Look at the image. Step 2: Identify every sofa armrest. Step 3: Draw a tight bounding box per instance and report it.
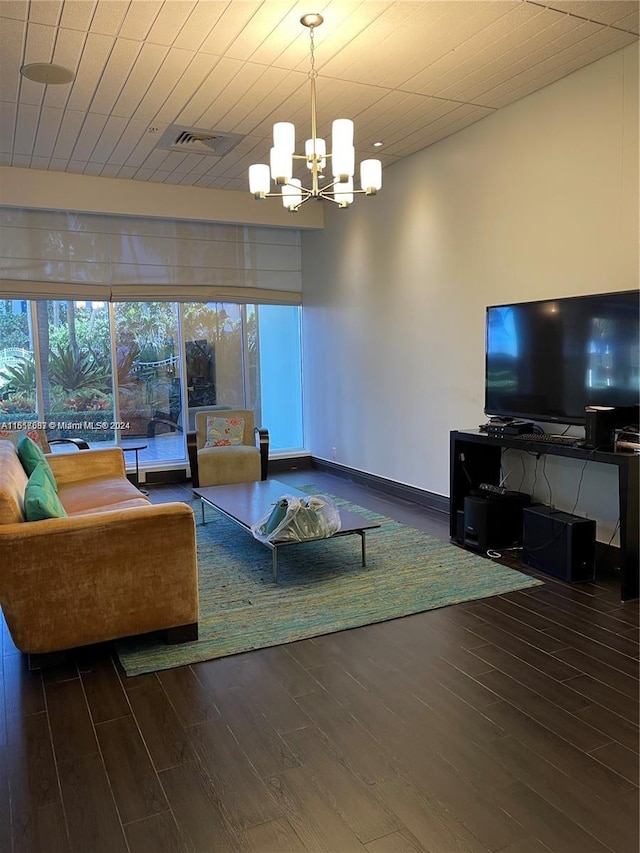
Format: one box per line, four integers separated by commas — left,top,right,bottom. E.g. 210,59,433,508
0,503,198,654
47,447,126,484
255,427,269,480
187,430,199,486
48,437,90,451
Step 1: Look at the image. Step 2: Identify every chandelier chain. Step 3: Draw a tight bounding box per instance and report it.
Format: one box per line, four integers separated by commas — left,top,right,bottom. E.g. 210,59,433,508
308,25,318,80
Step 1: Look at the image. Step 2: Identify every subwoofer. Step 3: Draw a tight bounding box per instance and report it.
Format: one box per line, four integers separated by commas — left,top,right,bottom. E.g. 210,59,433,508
523,505,596,582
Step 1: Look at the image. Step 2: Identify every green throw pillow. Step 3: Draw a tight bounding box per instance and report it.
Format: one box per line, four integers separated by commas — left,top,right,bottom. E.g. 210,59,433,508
24,463,67,522
17,434,58,492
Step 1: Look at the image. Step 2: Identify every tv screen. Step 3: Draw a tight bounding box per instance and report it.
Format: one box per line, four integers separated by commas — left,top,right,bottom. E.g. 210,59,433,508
485,290,640,425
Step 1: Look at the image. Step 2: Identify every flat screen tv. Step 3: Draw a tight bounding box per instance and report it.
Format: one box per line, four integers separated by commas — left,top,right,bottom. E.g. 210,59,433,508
485,290,640,425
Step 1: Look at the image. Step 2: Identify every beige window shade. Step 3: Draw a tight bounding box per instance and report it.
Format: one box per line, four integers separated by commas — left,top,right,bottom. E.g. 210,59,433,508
0,209,302,305
109,284,301,305
0,281,111,301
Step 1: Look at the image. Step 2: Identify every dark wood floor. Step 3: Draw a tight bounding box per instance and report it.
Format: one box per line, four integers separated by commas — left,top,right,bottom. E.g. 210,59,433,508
1,468,638,853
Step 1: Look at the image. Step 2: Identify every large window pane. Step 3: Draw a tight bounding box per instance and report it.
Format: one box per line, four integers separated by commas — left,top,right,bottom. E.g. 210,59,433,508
0,300,36,424
251,304,303,451
182,303,246,427
44,300,115,444
114,301,185,465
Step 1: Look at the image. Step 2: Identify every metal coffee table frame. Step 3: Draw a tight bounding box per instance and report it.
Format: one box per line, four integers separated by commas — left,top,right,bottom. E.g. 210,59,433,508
194,480,381,583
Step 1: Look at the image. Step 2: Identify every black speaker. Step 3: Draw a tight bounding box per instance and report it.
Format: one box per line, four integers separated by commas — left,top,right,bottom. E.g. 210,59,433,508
523,505,596,582
463,492,531,553
584,407,616,450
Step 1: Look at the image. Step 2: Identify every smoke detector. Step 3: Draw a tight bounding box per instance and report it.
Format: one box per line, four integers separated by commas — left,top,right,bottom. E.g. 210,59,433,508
154,125,243,157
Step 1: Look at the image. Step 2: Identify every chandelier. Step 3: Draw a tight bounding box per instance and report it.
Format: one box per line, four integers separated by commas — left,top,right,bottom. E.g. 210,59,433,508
248,13,382,212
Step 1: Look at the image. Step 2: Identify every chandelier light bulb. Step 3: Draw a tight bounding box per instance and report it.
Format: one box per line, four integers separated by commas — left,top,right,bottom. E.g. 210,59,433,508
247,16,381,210
282,179,303,211
249,163,270,197
269,147,292,184
334,177,354,207
305,137,326,170
273,122,295,153
360,159,382,194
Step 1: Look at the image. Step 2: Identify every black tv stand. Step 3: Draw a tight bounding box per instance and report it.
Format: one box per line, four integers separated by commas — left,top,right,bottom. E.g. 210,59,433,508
450,430,639,601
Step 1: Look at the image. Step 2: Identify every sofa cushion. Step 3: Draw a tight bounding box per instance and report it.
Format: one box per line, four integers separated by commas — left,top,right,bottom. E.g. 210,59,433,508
24,463,68,521
0,440,28,524
57,476,149,516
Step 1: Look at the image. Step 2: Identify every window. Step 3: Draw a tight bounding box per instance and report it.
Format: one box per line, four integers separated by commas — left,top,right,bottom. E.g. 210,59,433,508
0,299,304,467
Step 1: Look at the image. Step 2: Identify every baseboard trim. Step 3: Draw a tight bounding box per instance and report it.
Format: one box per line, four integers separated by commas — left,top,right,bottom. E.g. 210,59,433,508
144,469,188,484
269,455,314,473
310,458,449,515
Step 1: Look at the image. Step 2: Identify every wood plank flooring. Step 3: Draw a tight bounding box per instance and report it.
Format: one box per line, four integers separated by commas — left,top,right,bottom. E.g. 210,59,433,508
1,469,638,853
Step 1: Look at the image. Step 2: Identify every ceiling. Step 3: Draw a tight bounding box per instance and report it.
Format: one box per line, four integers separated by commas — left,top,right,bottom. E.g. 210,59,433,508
1,0,638,193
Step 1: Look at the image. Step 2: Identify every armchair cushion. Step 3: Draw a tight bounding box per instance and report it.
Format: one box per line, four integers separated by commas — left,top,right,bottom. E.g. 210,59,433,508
204,416,245,447
0,427,47,450
24,463,67,521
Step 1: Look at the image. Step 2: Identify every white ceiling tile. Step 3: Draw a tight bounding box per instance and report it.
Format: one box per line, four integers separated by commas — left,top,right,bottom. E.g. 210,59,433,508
49,157,70,169
117,165,137,178
224,1,299,61
176,56,245,127
81,161,102,174
14,102,40,155
172,0,228,51
481,27,637,108
118,0,163,41
198,1,263,56
0,2,28,22
89,0,129,36
436,16,601,103
30,155,51,168
0,17,26,103
60,1,97,32
52,110,86,158
110,118,152,164
90,114,129,162
23,21,56,65
69,111,108,160
65,32,115,112
33,106,64,157
28,1,63,26
0,102,18,153
43,26,88,109
112,42,169,116
11,153,32,167
151,52,223,124
147,0,198,46
543,1,639,32
131,47,195,122
98,162,122,176
90,38,143,114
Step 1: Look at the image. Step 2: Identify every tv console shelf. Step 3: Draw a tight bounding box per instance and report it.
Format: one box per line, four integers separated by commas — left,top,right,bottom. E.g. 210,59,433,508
450,430,639,602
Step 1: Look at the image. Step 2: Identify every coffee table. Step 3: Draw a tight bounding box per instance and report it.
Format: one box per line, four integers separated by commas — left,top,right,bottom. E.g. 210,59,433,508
193,479,381,582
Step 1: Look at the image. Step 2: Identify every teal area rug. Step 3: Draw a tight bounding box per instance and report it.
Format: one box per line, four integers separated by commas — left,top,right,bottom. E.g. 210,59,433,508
116,490,543,676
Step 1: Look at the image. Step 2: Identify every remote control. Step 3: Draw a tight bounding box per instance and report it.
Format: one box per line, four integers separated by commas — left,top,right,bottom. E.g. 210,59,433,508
478,483,507,495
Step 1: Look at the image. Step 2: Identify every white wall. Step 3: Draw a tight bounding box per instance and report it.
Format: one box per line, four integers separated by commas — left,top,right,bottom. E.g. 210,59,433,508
301,44,638,542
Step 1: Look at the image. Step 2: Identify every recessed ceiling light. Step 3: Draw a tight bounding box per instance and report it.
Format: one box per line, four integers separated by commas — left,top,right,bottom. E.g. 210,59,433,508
20,63,75,85
372,141,384,148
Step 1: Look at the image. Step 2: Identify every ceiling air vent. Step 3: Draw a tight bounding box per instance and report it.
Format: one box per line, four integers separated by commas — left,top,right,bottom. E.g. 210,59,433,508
154,125,243,157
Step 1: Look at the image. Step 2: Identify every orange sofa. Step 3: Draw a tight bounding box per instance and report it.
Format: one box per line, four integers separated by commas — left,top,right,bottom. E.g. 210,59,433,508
0,439,198,656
